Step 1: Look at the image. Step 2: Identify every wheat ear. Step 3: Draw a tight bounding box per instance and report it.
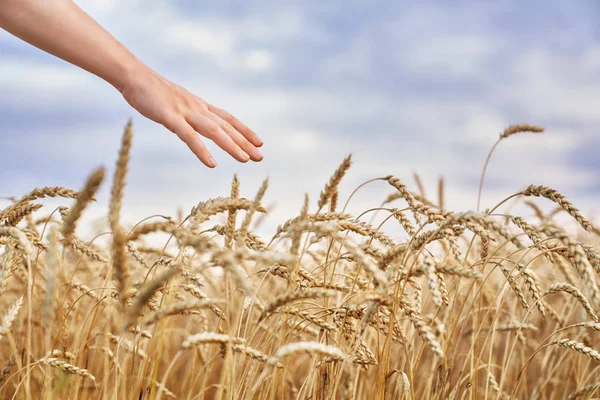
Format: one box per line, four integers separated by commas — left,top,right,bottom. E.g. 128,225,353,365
62,167,105,244
522,185,592,232
545,283,598,322
318,155,352,211
109,120,134,308
552,338,600,362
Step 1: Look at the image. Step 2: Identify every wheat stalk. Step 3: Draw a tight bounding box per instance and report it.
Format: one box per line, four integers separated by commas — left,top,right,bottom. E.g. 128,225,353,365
552,338,600,362
141,299,225,326
0,227,34,260
3,203,43,227
0,296,23,340
260,288,336,321
499,124,544,139
225,174,240,249
318,155,352,210
400,297,444,359
62,167,105,244
182,332,245,348
522,185,592,232
545,283,598,322
270,341,347,364
190,197,267,228
0,187,79,222
126,268,178,329
567,382,600,400
108,119,132,229
37,357,96,384
0,353,16,383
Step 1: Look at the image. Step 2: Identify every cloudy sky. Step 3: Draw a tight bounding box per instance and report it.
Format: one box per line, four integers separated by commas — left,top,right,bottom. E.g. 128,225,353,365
1,0,599,236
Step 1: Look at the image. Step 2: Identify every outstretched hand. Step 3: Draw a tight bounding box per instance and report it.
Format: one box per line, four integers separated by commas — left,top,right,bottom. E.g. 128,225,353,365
120,67,263,168
0,0,264,168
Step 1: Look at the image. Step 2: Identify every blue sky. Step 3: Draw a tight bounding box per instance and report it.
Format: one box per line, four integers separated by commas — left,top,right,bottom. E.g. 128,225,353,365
0,0,599,233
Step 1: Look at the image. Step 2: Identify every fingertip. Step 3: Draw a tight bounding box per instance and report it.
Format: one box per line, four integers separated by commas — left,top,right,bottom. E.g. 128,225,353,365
238,149,250,163
208,156,217,168
250,132,263,147
250,148,263,161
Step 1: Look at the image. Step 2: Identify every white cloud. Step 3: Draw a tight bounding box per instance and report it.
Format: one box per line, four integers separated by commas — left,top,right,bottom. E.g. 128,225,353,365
285,130,321,153
0,57,115,108
0,58,93,90
244,50,274,71
161,23,236,65
405,35,495,77
582,46,600,72
498,49,600,123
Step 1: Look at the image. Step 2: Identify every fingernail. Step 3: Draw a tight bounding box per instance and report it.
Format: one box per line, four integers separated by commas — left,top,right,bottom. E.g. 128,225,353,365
208,157,217,167
252,148,263,160
240,150,250,162
256,138,264,146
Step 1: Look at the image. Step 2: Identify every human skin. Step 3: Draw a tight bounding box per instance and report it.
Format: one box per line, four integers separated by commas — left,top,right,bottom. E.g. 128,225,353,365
0,0,264,168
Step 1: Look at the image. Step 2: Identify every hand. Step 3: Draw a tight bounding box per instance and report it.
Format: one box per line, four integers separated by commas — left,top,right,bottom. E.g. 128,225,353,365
119,66,263,168
0,0,265,168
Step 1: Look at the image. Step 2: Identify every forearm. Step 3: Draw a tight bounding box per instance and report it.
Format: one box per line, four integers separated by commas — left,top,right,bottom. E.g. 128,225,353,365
0,0,264,167
0,0,144,91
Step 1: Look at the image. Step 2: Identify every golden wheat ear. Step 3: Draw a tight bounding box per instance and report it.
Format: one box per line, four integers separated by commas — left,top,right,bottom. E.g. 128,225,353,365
109,119,133,229
62,166,105,244
477,123,544,211
110,119,133,310
318,154,352,212
521,185,593,232
224,174,240,249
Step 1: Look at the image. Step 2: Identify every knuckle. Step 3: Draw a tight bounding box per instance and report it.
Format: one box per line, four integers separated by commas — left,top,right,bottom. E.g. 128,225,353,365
209,104,230,119
220,109,231,119
194,100,209,113
163,117,180,134
206,122,221,136
222,121,235,132
179,130,194,143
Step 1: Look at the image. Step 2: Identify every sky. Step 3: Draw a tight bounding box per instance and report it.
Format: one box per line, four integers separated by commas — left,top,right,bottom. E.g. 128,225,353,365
0,0,599,237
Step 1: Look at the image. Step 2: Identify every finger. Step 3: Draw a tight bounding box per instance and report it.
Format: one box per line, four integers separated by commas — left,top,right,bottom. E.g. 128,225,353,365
166,117,216,168
208,104,263,147
186,113,250,163
204,112,263,162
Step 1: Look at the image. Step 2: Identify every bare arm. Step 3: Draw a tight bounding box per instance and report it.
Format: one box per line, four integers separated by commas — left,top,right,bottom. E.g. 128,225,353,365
0,0,263,167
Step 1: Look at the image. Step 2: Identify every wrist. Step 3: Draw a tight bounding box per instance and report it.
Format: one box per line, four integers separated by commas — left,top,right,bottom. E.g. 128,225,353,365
111,57,147,94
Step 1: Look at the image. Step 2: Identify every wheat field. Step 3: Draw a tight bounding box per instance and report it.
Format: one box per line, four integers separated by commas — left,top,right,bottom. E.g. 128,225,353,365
0,121,599,399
